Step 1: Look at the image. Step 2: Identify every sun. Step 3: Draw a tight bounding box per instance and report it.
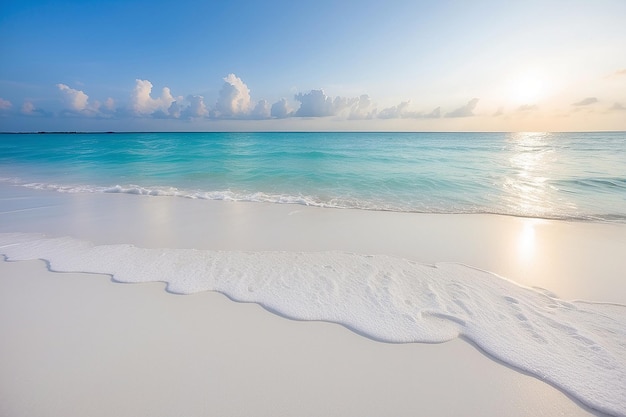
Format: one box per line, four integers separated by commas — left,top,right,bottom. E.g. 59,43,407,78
507,71,546,105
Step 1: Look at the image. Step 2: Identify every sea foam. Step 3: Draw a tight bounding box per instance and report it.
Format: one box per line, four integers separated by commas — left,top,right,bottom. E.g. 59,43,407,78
1,232,624,416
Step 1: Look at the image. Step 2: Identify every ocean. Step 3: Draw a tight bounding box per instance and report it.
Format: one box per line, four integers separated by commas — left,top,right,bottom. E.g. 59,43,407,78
1,131,626,416
1,131,625,222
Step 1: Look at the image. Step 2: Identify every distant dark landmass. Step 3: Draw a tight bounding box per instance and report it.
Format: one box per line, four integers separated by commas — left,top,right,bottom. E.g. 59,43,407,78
0,131,117,134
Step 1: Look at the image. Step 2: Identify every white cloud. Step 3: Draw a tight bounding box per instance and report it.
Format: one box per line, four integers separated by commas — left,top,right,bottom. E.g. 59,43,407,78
21,101,35,114
56,84,115,117
378,101,413,119
331,96,358,114
271,98,293,118
166,101,181,119
131,79,176,116
293,89,365,118
20,101,46,116
572,97,598,106
0,98,12,110
348,94,375,119
182,95,208,119
12,75,566,127
57,84,89,111
426,106,441,118
517,104,539,112
104,98,115,111
445,98,479,118
251,99,271,119
294,90,336,117
377,101,439,119
214,74,252,117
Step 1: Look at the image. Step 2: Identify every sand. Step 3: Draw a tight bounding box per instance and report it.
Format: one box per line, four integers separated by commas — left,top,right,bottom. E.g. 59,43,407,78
1,184,624,416
0,259,604,417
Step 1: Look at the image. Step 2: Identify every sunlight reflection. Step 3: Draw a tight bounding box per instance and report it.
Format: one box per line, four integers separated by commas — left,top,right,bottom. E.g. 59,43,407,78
504,132,553,218
517,219,537,263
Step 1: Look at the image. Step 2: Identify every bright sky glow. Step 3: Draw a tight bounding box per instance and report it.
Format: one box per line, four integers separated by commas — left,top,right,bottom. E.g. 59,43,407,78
509,71,547,106
0,0,625,132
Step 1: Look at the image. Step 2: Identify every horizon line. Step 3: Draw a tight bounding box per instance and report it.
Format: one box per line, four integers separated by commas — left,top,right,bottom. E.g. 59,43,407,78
2,130,626,135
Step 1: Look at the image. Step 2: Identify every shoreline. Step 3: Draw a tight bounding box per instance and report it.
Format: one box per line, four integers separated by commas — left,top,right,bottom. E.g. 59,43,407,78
3,177,624,225
1,184,625,416
2,184,625,303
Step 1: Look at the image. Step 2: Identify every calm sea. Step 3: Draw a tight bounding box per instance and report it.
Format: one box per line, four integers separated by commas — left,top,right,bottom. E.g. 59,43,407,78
1,131,625,222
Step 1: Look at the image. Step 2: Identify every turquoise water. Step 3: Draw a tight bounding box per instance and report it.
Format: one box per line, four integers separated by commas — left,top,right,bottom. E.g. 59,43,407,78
1,131,625,221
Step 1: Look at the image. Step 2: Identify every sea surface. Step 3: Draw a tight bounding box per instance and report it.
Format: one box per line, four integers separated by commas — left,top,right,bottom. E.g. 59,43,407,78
1,131,626,416
1,131,625,222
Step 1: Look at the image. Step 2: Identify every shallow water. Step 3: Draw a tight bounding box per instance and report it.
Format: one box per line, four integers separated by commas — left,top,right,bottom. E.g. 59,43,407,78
1,131,625,221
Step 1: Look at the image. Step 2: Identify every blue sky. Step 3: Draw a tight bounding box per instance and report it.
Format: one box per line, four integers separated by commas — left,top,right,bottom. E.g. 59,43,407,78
1,0,625,131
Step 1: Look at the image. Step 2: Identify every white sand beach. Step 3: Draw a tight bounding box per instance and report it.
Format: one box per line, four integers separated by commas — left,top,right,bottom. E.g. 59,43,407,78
1,184,624,416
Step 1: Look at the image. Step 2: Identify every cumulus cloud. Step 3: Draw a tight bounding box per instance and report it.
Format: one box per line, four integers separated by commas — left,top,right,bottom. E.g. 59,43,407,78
131,79,176,116
104,97,115,111
282,91,441,120
293,89,366,118
517,104,539,112
572,97,598,106
348,95,376,119
271,98,293,118
165,101,181,119
294,90,336,117
377,101,441,119
21,101,36,114
425,106,441,119
56,84,118,117
181,95,208,119
378,101,414,119
57,83,91,112
610,102,625,111
214,74,252,117
445,98,479,118
250,100,271,119
331,96,359,114
0,97,12,110
8,74,522,125
21,101,47,116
